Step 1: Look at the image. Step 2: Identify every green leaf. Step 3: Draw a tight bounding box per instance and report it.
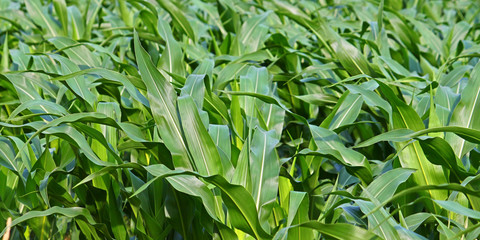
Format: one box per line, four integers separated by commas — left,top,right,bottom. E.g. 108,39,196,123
344,81,392,114
446,62,480,158
332,38,373,76
418,137,470,182
156,0,195,40
209,124,234,180
434,200,480,219
365,183,480,218
107,184,128,240
0,140,18,173
48,67,148,106
376,80,448,210
181,74,205,109
250,128,280,210
274,221,379,240
1,33,8,72
309,126,372,184
329,93,363,130
157,18,185,82
235,12,270,54
356,200,400,239
361,168,416,203
177,95,223,176
83,0,102,39
143,164,271,239
48,37,101,67
355,126,480,148
214,63,249,90
285,192,314,240
134,31,193,170
0,207,99,237
53,0,68,35
25,0,61,37
48,54,97,106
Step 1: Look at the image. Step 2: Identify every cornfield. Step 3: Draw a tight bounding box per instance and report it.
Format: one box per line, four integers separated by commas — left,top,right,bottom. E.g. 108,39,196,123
1,0,480,239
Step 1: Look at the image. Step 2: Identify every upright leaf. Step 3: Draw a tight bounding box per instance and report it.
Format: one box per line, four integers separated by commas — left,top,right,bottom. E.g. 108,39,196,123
157,0,195,40
177,95,223,176
286,192,314,240
250,129,280,211
25,0,61,37
157,19,185,82
133,31,192,170
446,62,480,158
377,81,448,211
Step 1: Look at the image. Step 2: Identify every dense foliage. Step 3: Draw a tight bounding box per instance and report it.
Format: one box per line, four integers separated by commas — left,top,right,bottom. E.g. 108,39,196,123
1,0,480,239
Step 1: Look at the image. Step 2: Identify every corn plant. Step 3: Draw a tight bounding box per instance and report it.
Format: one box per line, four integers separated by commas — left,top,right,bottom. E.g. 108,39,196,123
1,0,480,239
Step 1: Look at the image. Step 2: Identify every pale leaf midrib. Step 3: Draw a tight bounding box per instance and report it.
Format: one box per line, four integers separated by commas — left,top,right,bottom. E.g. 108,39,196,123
255,133,268,210
139,51,188,156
